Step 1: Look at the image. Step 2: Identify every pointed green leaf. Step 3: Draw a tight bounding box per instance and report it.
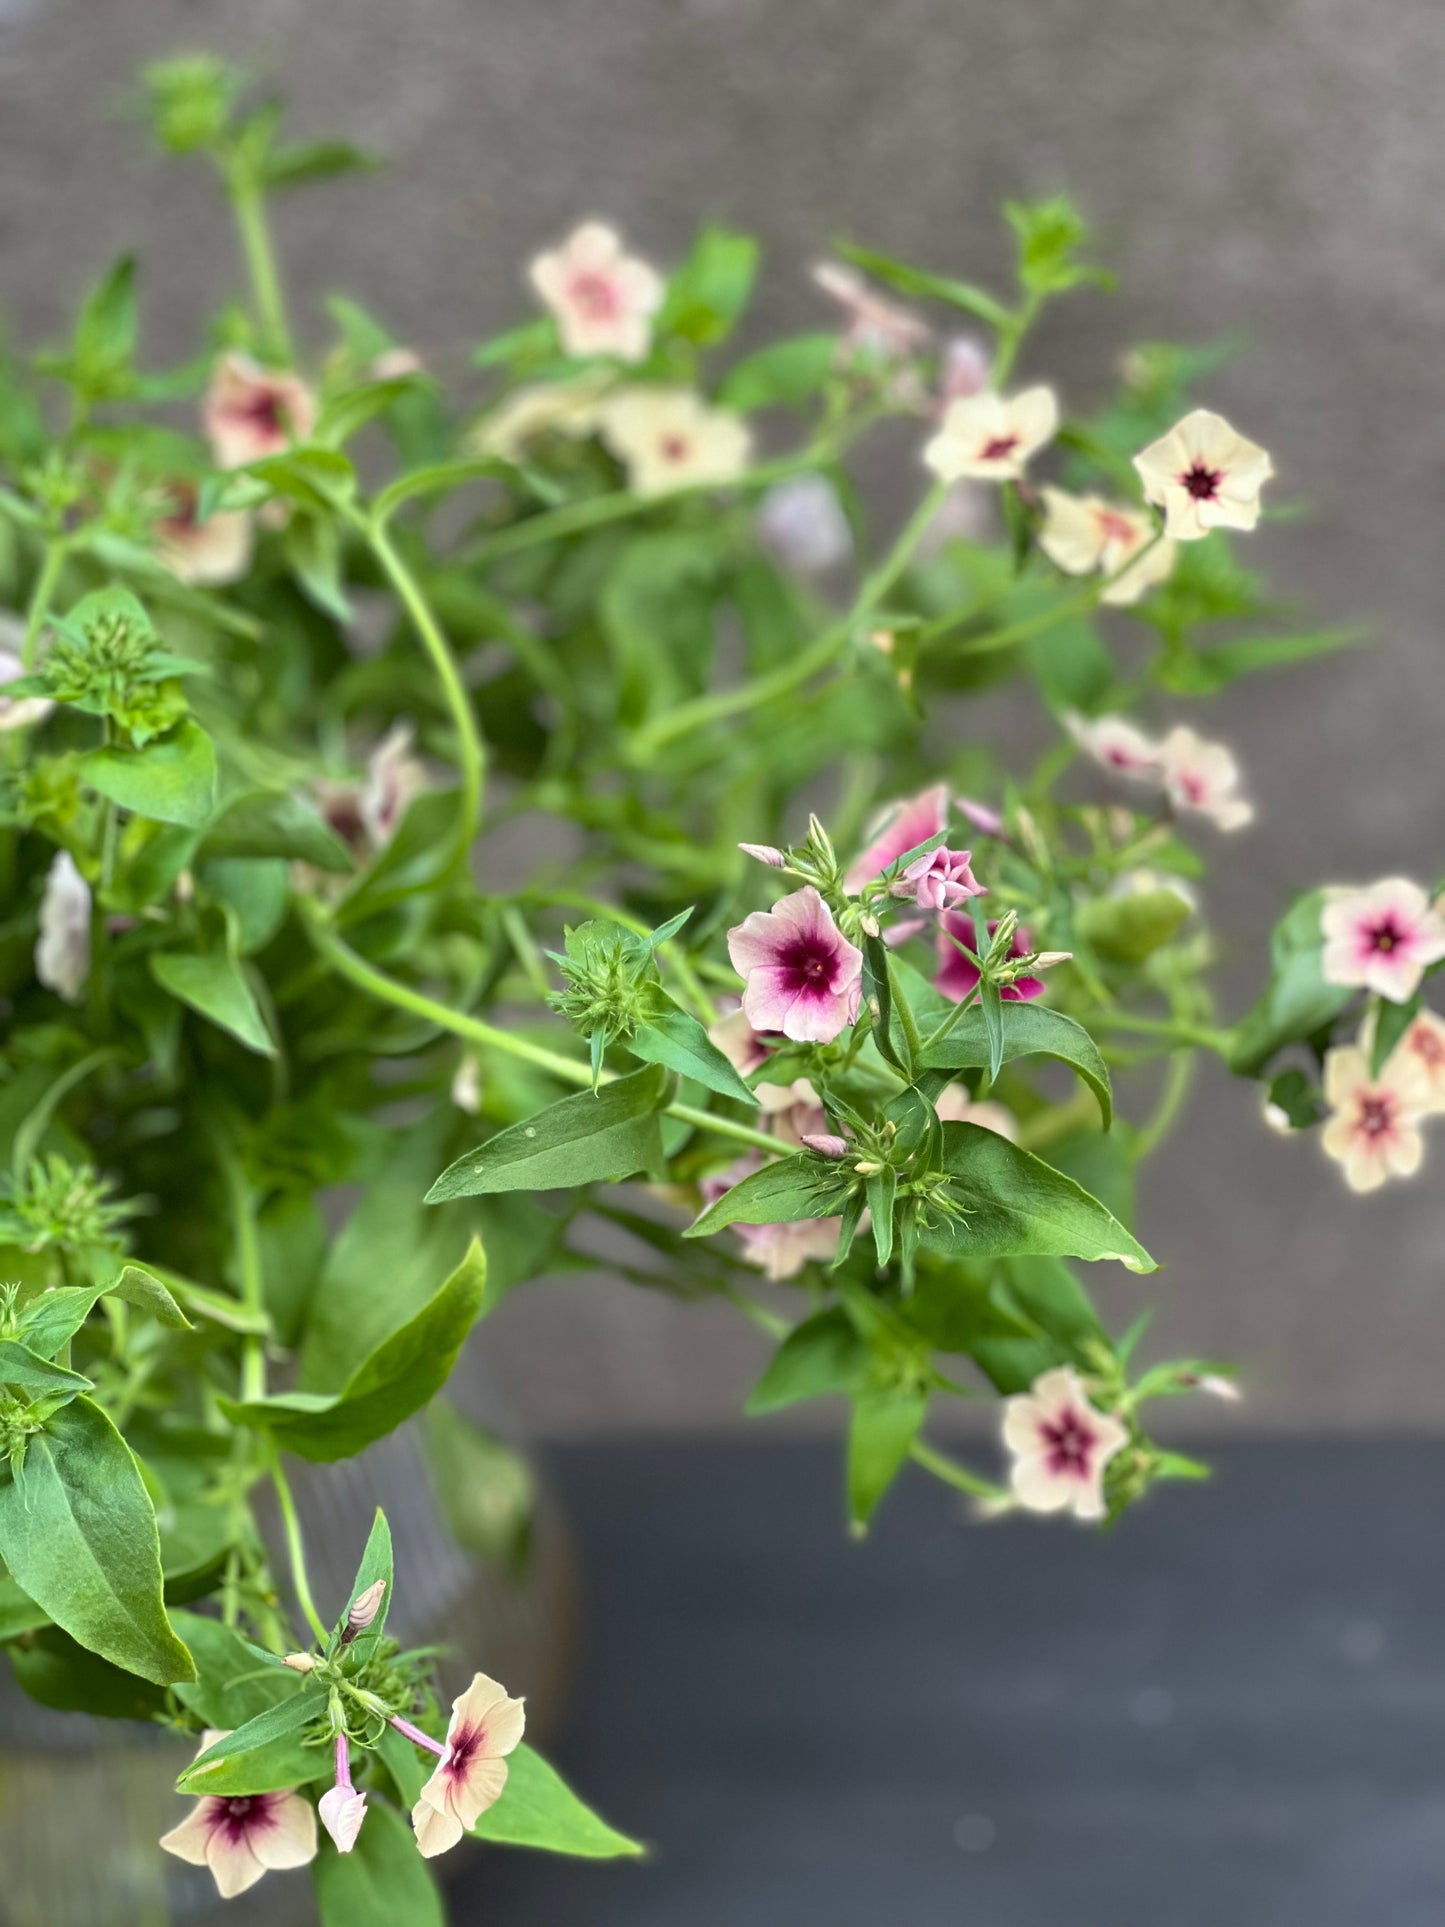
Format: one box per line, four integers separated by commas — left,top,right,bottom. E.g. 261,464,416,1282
151,947,276,1056
82,719,218,827
627,986,757,1104
178,1687,326,1795
745,1308,873,1415
684,1152,848,1236
928,1123,1155,1271
471,1743,644,1858
847,1385,926,1528
426,1066,669,1200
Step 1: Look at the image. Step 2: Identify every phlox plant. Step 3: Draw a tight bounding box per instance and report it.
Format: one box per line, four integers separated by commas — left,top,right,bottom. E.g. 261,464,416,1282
0,49,1368,1920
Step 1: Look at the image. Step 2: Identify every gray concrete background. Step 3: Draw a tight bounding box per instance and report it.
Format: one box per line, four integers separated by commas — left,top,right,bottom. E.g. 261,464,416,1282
2,0,1443,1431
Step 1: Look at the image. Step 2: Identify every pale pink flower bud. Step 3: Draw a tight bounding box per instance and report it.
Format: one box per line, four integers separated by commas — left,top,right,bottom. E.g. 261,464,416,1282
319,1733,367,1854
738,842,787,869
800,1133,850,1160
345,1578,387,1636
893,845,985,913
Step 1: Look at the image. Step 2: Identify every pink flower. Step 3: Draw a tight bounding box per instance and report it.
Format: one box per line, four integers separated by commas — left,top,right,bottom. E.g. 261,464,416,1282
1320,1043,1429,1194
314,724,428,860
1001,1367,1129,1521
1157,726,1253,831
1320,880,1445,1003
160,1731,318,1899
1064,710,1161,778
893,845,984,913
738,842,788,869
811,261,932,361
36,850,91,1004
842,784,950,894
1132,408,1273,542
935,915,1043,1004
955,796,1005,839
409,1672,526,1859
529,222,664,364
734,1216,844,1281
204,352,318,469
318,1734,367,1855
1391,1009,1445,1111
727,887,863,1044
152,479,253,587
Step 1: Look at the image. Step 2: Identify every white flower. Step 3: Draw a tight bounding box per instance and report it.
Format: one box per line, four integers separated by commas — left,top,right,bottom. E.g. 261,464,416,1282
757,475,852,575
358,723,428,851
412,1672,526,1858
472,369,616,461
160,1732,318,1899
36,851,91,1004
152,481,253,587
1001,1366,1129,1522
1064,711,1160,778
599,387,751,497
528,223,664,363
1320,1043,1429,1194
1390,1009,1445,1112
203,352,317,470
1157,725,1253,831
1320,879,1445,1004
923,386,1058,484
0,641,54,732
1132,408,1273,541
452,1054,483,1115
318,1786,367,1855
1037,488,1176,606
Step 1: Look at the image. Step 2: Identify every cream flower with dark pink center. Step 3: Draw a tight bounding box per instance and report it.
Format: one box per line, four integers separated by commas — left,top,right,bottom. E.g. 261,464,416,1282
727,887,863,1044
599,387,751,498
1038,488,1176,606
1001,1366,1129,1521
529,223,664,363
842,784,950,894
1157,726,1253,831
152,479,253,587
1132,408,1273,541
1064,710,1161,779
409,1671,526,1858
204,352,318,469
159,1732,317,1898
923,386,1059,484
1320,879,1445,1003
1320,1043,1429,1194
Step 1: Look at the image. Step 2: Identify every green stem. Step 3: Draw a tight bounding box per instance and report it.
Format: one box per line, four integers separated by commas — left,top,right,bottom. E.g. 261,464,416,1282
989,292,1042,389
270,1452,329,1645
1133,1048,1196,1163
228,170,291,361
908,1438,1004,1499
301,905,785,1157
216,1139,267,1402
632,476,952,759
23,536,68,670
361,514,485,868
1090,1011,1230,1053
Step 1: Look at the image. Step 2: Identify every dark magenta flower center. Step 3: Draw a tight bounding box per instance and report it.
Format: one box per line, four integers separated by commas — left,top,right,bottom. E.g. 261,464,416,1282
777,936,837,988
1181,462,1222,502
1042,1410,1092,1474
570,271,620,320
1359,1096,1393,1138
1368,917,1405,954
981,433,1020,461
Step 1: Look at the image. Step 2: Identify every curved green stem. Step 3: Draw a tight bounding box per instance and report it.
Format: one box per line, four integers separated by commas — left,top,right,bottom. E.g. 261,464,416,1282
301,905,784,1157
270,1451,328,1645
908,1438,1004,1499
361,515,485,868
632,476,952,759
23,535,69,670
227,169,291,362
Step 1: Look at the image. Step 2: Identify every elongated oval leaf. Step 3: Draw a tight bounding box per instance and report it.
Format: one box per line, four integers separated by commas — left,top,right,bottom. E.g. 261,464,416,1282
471,1743,644,1858
627,987,757,1104
745,1307,872,1415
427,1065,669,1201
151,947,276,1057
178,1686,326,1795
221,1239,488,1462
20,1264,190,1361
847,1385,927,1528
315,1796,446,1926
82,719,218,827
929,1122,1155,1272
1227,889,1351,1075
684,1152,848,1236
0,1340,91,1402
0,1396,195,1686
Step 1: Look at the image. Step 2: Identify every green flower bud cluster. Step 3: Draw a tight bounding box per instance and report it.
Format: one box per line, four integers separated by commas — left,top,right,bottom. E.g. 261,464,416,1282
0,1155,138,1263
548,920,660,1080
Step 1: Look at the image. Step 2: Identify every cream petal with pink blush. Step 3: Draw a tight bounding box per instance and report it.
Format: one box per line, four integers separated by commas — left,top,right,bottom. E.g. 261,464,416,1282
734,1215,845,1280
1157,726,1253,831
933,1085,1020,1141
811,261,932,360
528,222,664,363
1064,710,1160,779
152,481,254,588
1320,1043,1429,1193
1132,408,1273,541
1320,879,1445,1003
1392,1009,1445,1112
412,1671,526,1858
727,887,863,1044
599,387,751,498
923,386,1059,484
0,641,54,732
160,1733,318,1899
1001,1366,1129,1522
204,352,318,469
1038,488,1175,606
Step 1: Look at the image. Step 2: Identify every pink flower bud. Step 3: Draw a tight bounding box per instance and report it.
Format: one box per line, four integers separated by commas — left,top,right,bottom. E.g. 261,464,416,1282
345,1579,386,1636
893,846,985,913
738,842,787,869
800,1133,850,1160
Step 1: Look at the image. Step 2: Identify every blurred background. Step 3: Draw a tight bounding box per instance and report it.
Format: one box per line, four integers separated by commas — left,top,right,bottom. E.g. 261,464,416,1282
5,0,1435,1434
3,3,1444,1921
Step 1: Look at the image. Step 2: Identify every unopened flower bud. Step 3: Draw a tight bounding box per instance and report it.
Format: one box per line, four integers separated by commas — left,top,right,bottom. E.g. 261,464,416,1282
282,1652,318,1673
738,842,787,869
853,1159,882,1176
800,1133,850,1160
343,1579,386,1639
1030,951,1073,971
